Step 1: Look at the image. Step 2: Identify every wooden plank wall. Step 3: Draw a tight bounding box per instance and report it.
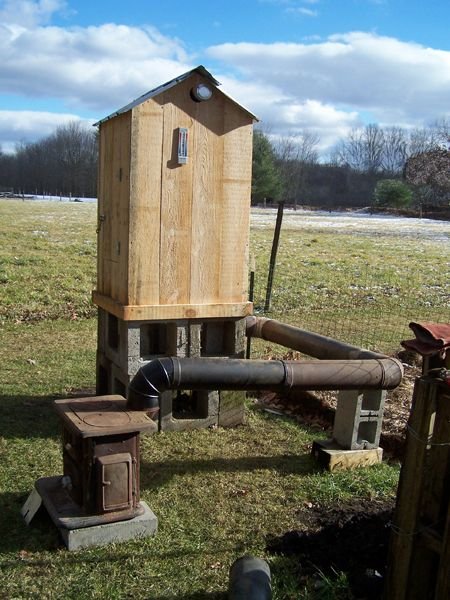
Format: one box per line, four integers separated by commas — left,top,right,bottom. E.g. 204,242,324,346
97,74,253,314
384,378,450,600
128,102,163,305
159,93,194,306
97,113,131,305
189,90,224,305
220,102,253,303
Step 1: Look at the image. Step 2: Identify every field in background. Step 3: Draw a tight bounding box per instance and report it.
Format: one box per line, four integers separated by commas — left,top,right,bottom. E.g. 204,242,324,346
1,200,448,353
250,207,450,354
0,199,448,598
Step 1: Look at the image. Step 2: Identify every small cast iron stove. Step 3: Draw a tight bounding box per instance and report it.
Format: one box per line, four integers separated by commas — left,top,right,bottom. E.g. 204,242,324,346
35,395,156,530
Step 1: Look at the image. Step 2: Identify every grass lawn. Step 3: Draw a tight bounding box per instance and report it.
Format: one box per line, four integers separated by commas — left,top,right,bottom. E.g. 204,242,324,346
0,199,447,598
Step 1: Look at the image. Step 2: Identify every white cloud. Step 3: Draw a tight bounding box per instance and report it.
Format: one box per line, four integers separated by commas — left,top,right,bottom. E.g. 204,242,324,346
0,110,93,153
219,74,358,152
287,7,318,17
1,4,449,157
0,20,191,111
207,31,450,150
0,0,68,28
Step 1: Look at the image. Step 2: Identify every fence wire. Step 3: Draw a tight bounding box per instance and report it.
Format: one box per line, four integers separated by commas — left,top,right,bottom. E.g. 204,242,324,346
250,209,450,355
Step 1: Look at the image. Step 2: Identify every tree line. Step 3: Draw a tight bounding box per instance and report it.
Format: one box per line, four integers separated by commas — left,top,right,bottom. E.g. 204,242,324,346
252,119,450,212
0,121,98,198
0,118,448,211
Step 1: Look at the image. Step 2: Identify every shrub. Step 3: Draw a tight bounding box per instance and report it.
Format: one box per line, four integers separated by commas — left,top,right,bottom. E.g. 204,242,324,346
374,179,413,208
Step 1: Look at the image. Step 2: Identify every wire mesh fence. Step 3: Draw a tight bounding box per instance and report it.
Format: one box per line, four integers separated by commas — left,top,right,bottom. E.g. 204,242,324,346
250,208,450,354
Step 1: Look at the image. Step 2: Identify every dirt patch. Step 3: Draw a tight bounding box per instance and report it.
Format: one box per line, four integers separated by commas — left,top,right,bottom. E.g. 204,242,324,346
267,498,394,599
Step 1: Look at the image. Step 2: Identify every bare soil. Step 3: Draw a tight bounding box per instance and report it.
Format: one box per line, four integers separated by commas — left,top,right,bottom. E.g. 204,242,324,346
258,352,420,598
267,498,394,599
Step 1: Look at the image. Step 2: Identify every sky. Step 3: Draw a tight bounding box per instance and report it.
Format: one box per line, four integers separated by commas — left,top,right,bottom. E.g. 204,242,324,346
1,0,449,156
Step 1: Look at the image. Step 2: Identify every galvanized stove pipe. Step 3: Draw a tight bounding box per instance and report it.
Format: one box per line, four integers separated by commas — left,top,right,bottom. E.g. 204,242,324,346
127,354,403,412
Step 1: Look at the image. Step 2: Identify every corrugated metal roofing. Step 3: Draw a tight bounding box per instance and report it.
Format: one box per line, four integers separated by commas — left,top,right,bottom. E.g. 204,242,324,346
94,65,258,126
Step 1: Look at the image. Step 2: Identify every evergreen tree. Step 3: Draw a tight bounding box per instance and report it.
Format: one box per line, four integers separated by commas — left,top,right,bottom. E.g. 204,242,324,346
374,179,413,208
251,131,282,204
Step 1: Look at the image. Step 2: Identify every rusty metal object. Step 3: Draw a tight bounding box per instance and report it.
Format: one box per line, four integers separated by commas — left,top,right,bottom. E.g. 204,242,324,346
127,355,403,411
52,395,156,527
245,316,384,360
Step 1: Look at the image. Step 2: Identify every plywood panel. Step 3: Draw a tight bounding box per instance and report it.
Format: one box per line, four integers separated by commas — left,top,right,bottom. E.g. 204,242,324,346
159,98,193,305
128,100,163,305
189,96,224,304
220,103,253,302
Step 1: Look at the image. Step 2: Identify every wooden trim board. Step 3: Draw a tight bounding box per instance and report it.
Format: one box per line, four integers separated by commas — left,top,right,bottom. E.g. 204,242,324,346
93,291,253,321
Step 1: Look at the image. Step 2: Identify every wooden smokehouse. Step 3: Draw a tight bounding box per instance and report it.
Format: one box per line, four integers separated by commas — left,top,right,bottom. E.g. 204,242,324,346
93,66,257,430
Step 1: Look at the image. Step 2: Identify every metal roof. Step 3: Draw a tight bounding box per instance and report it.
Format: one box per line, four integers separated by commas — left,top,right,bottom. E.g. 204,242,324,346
94,65,258,126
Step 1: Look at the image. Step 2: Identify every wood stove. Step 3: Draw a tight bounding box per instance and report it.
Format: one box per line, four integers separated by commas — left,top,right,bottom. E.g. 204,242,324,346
35,395,157,530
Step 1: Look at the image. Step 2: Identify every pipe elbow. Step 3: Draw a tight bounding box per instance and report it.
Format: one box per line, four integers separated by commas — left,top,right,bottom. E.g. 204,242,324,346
245,316,271,339
126,357,174,416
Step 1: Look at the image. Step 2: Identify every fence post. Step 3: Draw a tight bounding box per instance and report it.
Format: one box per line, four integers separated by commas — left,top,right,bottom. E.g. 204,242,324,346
264,201,284,313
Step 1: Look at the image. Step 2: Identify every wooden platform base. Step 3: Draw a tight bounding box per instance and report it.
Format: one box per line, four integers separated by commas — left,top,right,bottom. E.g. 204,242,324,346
312,439,383,472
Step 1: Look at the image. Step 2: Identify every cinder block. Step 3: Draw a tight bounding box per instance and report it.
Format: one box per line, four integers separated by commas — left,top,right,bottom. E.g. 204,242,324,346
59,501,157,551
159,390,219,431
110,363,129,397
218,390,246,427
97,308,108,353
333,389,386,449
96,352,113,395
189,323,202,357
96,313,247,431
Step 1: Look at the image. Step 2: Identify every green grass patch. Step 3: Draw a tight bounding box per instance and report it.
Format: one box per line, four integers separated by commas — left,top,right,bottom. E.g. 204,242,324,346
250,226,449,353
0,200,97,323
1,200,447,597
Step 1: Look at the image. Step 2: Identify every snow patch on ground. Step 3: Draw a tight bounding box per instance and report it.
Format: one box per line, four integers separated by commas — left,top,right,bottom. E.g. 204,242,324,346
251,208,450,242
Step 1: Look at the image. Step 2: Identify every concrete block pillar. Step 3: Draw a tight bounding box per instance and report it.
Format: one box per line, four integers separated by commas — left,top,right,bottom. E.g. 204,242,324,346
96,308,247,431
333,389,386,450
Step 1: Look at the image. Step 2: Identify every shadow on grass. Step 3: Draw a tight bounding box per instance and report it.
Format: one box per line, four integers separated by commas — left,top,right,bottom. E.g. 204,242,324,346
0,395,60,439
0,491,61,553
145,595,226,599
140,453,318,489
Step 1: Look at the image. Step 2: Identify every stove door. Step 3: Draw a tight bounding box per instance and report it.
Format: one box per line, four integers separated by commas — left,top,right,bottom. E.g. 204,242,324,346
96,453,134,512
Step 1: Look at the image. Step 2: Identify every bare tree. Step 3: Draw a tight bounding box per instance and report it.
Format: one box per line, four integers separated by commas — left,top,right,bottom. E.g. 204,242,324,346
433,117,450,147
381,126,408,175
333,125,384,173
407,126,441,157
275,131,320,208
363,124,385,173
7,121,97,197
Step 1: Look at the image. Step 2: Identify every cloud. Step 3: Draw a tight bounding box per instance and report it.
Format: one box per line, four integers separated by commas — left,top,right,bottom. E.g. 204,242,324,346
1,3,449,157
0,20,191,111
219,75,358,153
287,7,318,17
0,110,93,153
0,0,69,28
207,32,450,136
